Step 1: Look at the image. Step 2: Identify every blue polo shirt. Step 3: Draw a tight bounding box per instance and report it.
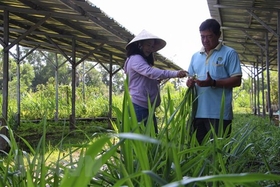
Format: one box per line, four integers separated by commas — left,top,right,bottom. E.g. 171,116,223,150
188,43,242,120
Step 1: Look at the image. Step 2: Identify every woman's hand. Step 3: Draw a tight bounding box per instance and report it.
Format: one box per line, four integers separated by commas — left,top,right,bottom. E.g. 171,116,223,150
177,70,188,78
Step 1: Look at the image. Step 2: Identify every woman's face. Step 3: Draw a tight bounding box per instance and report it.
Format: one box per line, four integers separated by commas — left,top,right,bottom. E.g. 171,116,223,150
140,39,155,56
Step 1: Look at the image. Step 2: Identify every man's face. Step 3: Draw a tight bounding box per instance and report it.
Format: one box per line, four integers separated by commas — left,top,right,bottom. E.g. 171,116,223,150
200,29,220,52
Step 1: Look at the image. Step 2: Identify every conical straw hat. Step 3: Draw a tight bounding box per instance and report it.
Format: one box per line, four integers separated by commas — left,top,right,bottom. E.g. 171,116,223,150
126,29,166,52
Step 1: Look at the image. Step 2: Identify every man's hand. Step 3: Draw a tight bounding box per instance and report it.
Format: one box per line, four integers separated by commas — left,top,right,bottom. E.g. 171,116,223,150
186,77,195,88
194,72,214,87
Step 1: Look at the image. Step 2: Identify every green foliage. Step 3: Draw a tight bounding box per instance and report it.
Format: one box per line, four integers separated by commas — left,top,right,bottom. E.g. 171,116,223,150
267,71,279,105
242,71,279,109
93,83,280,186
233,89,252,113
1,47,280,186
0,119,113,187
0,47,268,125
1,48,124,95
1,85,280,186
6,83,121,121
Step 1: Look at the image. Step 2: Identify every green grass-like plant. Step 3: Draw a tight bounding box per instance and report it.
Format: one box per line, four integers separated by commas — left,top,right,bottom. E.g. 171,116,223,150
0,82,280,186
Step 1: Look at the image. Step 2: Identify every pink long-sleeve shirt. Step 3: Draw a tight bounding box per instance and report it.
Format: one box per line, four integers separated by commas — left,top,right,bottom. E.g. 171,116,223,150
124,54,178,108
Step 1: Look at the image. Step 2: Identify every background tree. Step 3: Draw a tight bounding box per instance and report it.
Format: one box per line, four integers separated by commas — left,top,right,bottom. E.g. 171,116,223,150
267,70,278,105
98,64,125,94
8,60,35,98
112,70,125,94
77,61,103,87
20,47,46,89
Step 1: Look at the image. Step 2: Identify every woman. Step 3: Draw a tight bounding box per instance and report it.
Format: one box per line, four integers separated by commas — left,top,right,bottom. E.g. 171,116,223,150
124,29,187,133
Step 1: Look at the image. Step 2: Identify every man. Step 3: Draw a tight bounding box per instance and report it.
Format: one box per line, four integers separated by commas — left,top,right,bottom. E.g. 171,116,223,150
186,19,242,144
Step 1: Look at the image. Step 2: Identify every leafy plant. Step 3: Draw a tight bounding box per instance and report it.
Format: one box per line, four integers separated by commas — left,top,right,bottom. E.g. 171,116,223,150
1,82,280,186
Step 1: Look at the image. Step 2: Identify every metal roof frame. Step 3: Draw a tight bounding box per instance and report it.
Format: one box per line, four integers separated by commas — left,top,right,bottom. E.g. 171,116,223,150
0,0,181,70
0,0,182,126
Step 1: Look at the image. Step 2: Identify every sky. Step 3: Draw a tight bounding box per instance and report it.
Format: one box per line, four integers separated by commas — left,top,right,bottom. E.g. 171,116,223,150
88,0,211,70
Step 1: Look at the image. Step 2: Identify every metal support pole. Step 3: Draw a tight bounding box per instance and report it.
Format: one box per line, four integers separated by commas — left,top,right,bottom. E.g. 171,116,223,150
277,10,280,125
16,44,21,127
253,63,257,115
256,58,260,115
2,10,9,120
82,61,85,101
55,53,58,122
0,10,9,150
70,38,76,130
108,54,113,128
265,32,272,119
261,53,265,116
